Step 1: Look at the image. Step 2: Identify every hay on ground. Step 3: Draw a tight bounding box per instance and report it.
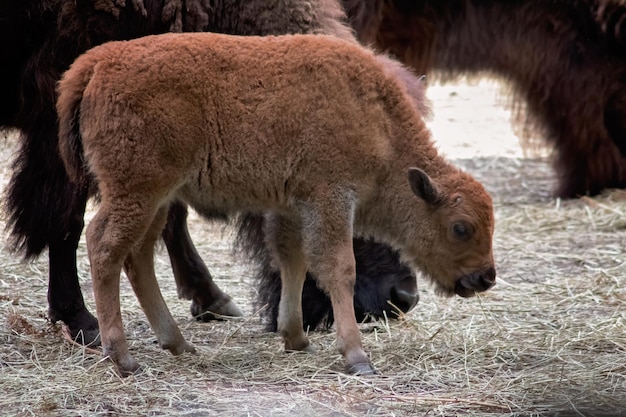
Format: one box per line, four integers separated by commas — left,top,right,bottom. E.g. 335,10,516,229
1,84,625,417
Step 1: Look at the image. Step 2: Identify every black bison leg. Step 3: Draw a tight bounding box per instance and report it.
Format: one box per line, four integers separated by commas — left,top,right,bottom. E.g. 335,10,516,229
162,200,243,321
47,191,100,345
553,134,626,198
6,122,102,345
48,241,100,345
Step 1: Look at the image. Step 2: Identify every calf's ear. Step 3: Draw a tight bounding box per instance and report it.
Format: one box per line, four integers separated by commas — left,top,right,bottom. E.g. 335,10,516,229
408,168,441,205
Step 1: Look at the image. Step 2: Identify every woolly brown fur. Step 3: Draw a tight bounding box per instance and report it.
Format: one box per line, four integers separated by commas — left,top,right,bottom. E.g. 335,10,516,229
57,33,496,375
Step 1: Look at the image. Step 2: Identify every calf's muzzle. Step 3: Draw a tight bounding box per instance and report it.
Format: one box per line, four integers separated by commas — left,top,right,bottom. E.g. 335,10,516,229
454,266,496,298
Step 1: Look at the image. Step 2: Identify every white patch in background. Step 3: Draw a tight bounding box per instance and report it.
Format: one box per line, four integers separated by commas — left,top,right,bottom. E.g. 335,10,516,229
426,80,526,159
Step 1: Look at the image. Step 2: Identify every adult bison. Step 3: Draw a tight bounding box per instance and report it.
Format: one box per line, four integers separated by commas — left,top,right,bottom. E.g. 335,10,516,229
342,0,626,198
0,0,419,345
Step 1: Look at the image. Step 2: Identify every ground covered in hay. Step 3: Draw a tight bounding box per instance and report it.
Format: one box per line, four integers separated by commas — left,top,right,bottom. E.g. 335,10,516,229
1,81,625,416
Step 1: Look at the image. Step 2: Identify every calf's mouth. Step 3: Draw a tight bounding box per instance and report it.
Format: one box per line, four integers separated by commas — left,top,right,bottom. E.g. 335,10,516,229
454,266,496,298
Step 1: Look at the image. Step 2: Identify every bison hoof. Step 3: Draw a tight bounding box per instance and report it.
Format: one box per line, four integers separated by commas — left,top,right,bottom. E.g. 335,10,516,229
284,343,317,354
58,309,101,346
191,299,244,321
284,341,315,353
302,343,317,354
346,362,378,375
113,355,141,377
166,341,196,356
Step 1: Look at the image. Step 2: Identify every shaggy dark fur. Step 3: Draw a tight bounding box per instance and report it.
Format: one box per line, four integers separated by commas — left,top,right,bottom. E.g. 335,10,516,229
598,0,626,50
2,0,178,343
343,0,626,197
597,0,626,156
0,0,418,343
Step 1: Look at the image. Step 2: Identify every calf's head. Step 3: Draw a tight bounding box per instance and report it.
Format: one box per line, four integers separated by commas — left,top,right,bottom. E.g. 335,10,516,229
406,168,496,298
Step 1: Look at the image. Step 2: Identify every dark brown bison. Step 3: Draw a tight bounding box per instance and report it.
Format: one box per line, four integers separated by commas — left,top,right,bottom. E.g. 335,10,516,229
341,0,626,198
56,32,496,375
0,0,418,346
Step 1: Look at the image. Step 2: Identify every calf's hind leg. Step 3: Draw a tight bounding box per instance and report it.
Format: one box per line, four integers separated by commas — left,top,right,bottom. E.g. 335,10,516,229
87,200,192,376
125,205,196,357
86,204,143,376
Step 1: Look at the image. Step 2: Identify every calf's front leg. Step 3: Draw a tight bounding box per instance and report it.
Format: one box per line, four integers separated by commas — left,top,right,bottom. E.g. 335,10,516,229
313,241,375,375
277,250,313,352
265,213,313,352
298,198,375,374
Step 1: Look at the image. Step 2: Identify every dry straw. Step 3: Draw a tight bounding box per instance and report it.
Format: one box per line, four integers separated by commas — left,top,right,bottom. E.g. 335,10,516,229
1,128,625,415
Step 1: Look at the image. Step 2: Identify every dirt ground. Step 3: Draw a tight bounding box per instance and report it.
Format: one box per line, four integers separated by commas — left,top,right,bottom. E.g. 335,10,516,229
1,79,625,416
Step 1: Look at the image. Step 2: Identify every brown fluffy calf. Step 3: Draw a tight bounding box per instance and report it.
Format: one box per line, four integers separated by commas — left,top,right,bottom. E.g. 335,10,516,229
57,33,496,376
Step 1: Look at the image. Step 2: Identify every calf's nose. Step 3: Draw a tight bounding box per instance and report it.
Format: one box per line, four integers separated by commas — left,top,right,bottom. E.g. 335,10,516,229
484,266,496,286
455,266,497,297
473,266,496,292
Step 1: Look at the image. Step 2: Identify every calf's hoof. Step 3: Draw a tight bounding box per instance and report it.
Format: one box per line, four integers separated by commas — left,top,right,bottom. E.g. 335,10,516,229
109,354,141,377
346,362,378,375
191,298,243,321
282,333,312,352
302,343,317,354
285,343,317,354
164,340,197,356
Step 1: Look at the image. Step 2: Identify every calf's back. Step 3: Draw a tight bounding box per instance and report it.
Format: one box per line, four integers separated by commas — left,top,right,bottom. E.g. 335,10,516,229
59,33,405,215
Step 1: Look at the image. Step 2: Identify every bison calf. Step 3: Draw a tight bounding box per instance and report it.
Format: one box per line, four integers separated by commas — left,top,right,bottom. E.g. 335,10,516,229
57,33,496,376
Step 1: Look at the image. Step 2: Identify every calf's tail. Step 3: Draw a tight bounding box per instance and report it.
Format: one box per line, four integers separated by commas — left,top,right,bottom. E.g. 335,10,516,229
55,54,99,190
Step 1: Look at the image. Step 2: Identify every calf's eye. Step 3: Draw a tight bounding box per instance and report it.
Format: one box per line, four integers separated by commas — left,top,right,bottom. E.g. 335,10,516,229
452,222,471,240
